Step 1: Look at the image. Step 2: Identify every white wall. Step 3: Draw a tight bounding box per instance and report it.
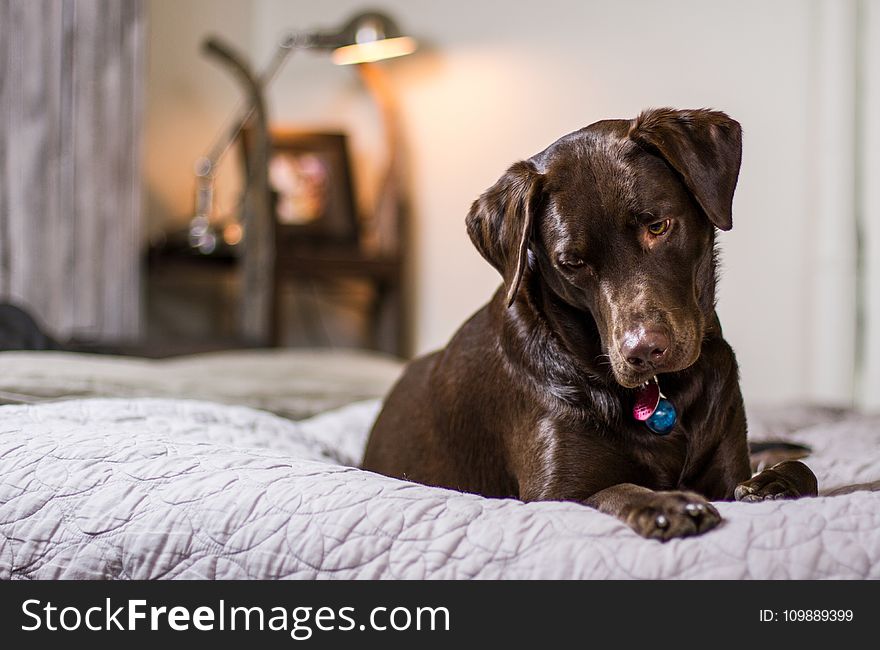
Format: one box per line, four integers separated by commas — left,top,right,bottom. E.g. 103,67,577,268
860,0,880,409
147,0,865,407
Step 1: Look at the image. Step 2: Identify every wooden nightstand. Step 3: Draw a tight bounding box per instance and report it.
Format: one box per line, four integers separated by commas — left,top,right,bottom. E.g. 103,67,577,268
146,233,408,357
271,243,406,355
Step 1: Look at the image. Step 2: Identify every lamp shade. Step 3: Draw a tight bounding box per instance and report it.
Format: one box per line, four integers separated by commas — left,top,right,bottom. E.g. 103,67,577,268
329,12,417,65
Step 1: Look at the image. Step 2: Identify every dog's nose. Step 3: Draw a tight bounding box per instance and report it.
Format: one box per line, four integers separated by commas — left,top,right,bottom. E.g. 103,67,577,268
621,327,670,369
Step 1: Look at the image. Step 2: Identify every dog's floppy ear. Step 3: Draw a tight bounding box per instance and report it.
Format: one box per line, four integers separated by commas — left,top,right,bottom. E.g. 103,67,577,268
629,108,742,231
466,161,543,307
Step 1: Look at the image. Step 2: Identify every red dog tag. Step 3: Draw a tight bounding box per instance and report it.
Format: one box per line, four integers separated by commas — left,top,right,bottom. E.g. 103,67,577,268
632,381,660,421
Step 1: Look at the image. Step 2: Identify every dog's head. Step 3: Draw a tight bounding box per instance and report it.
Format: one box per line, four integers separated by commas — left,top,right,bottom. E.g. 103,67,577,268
466,108,742,388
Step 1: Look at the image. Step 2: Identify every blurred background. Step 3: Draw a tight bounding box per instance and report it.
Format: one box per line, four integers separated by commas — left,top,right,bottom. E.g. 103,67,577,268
1,0,878,409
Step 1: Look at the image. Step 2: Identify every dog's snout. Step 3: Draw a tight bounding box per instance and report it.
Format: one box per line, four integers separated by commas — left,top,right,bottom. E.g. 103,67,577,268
621,326,670,370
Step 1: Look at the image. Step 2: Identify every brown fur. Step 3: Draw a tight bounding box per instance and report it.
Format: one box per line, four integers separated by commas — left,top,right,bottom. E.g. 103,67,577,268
363,108,817,540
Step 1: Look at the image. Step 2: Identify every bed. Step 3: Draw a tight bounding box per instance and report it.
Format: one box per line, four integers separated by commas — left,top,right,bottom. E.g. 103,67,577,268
1,349,879,579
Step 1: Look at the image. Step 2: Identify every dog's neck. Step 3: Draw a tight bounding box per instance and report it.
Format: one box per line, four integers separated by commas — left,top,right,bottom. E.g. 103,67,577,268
523,274,619,384
497,274,627,425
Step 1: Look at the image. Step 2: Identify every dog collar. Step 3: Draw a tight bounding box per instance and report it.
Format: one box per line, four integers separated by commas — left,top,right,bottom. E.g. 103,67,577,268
632,376,677,435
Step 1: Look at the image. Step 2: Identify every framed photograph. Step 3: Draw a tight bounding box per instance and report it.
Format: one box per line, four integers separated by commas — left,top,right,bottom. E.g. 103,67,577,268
266,130,359,245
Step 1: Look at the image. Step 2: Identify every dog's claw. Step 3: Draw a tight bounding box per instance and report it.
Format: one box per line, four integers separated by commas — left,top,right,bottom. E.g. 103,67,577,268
626,491,721,541
735,462,817,502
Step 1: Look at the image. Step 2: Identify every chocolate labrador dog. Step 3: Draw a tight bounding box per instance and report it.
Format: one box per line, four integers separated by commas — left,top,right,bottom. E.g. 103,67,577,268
362,108,818,540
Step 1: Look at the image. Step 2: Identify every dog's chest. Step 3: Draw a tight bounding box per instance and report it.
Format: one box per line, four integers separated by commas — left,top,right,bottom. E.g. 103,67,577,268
628,427,692,489
548,412,692,491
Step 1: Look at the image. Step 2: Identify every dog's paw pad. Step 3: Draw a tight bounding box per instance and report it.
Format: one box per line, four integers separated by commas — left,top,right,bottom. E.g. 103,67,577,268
736,473,798,502
628,492,721,541
736,461,818,502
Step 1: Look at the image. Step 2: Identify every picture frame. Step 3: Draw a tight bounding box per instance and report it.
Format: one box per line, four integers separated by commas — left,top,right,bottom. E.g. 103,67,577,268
265,130,359,246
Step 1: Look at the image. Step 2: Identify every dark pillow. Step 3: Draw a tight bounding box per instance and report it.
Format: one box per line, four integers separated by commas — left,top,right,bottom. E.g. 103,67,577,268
0,303,60,351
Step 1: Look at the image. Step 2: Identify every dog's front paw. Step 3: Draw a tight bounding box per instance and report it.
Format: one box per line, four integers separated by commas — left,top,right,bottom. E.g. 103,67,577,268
624,491,721,541
735,460,818,502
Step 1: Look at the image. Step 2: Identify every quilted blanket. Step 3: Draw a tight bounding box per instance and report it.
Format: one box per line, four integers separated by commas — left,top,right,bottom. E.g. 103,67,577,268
1,397,879,579
0,349,404,420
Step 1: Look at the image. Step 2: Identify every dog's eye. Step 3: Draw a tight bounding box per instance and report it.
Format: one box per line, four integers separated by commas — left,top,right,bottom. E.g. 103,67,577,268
647,219,671,236
557,255,585,269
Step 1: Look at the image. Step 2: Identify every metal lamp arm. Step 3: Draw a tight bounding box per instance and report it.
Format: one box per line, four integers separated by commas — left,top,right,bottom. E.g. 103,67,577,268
196,35,302,182
197,35,278,343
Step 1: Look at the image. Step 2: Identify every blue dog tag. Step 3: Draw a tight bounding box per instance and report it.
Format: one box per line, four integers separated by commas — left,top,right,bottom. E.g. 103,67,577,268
633,376,678,435
645,397,677,435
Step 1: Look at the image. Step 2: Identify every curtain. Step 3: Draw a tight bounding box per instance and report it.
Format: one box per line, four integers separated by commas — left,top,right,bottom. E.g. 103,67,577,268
0,0,145,342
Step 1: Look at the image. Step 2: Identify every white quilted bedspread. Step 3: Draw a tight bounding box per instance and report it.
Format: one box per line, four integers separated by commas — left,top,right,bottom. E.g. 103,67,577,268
1,398,879,579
